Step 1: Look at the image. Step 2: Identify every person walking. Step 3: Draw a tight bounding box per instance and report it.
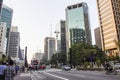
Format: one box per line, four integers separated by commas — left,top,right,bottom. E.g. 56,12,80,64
15,64,19,75
0,61,7,80
4,60,16,80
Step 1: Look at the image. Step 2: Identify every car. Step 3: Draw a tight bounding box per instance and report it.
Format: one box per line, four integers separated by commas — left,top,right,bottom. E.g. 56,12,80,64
39,65,46,70
114,63,120,69
62,65,71,71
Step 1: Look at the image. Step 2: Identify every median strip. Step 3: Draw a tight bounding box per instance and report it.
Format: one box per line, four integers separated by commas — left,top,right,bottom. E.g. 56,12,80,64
43,72,69,80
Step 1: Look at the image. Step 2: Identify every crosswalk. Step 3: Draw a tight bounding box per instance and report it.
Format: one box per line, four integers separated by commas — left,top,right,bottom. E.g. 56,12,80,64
38,68,76,72
42,68,62,72
19,72,31,77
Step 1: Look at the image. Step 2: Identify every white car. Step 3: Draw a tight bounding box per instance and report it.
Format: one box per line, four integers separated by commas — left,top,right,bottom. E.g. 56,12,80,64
114,63,120,69
62,65,71,71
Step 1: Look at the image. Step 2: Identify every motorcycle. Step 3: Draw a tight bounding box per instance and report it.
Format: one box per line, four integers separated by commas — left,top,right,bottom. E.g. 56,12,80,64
105,66,117,75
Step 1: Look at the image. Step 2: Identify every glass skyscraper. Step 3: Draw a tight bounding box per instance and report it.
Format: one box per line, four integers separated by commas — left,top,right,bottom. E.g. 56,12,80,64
0,5,13,37
0,5,13,56
66,2,92,49
55,20,66,53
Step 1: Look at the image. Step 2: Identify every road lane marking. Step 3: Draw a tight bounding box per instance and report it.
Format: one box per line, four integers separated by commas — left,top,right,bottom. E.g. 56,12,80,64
31,74,37,80
43,72,69,80
19,73,31,77
57,72,86,78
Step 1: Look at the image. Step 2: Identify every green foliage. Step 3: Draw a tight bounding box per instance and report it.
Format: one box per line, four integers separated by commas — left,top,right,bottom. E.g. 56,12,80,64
58,52,66,64
106,55,120,62
84,61,90,68
51,54,57,65
51,52,67,65
69,42,106,67
96,59,101,67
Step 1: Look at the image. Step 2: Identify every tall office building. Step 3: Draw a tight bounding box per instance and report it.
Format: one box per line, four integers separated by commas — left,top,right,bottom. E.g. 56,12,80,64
94,27,102,49
66,2,92,52
34,52,44,66
8,26,20,58
97,0,120,56
0,5,13,56
0,5,13,37
21,49,24,60
0,22,7,58
18,46,24,60
44,37,55,60
55,20,67,53
0,0,3,17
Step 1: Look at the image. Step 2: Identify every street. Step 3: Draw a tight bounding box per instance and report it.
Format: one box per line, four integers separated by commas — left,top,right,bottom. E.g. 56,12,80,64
30,69,120,80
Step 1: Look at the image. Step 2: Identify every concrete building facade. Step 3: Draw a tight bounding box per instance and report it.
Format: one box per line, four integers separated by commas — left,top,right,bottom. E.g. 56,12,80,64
97,0,120,56
94,27,102,49
34,52,44,65
0,22,7,58
8,26,20,58
44,37,55,60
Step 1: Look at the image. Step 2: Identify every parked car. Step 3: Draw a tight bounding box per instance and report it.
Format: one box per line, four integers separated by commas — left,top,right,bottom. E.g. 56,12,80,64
39,65,46,70
62,65,71,71
114,63,120,69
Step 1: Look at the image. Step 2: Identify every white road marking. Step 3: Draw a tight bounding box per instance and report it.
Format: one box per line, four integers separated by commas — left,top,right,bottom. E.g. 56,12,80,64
58,72,86,78
19,73,31,77
31,74,37,80
43,72,69,80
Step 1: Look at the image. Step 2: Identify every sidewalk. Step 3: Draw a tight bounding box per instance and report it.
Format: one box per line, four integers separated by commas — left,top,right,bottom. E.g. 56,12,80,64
14,72,32,80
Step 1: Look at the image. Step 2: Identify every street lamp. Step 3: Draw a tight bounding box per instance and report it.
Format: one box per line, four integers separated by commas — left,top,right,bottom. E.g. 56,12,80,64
54,31,60,66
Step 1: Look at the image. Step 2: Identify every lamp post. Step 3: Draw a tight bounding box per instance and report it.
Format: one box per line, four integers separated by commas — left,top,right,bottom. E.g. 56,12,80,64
54,31,60,66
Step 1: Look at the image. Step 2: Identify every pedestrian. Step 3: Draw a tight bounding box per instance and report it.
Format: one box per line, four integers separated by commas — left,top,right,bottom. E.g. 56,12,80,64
22,66,25,72
15,64,19,75
4,60,16,80
0,61,7,80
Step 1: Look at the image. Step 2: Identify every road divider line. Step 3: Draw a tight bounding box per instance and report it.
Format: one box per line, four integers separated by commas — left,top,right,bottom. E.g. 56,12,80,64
58,71,85,78
43,72,69,80
31,74,37,80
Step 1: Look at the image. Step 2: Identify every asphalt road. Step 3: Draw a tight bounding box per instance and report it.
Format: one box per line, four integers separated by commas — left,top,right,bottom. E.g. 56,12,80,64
30,69,120,80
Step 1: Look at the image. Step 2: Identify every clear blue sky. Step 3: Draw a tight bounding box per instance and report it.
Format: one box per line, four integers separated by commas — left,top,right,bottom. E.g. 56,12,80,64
4,0,99,62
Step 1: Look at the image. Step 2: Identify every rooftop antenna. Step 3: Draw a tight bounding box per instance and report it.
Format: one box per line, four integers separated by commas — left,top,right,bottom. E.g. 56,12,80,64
50,23,52,37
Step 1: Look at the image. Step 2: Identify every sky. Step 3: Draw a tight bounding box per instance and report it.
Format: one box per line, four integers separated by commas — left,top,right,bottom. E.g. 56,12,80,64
3,0,99,62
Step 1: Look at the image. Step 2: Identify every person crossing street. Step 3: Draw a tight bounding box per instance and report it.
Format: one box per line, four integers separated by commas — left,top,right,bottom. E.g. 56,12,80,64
0,61,7,80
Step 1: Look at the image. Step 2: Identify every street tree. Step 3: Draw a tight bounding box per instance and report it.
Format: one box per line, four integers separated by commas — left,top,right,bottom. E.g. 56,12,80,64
69,42,106,67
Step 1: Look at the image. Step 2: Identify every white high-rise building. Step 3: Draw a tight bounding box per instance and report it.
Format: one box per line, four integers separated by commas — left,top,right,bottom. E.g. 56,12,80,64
0,22,7,58
44,37,55,60
10,26,18,32
34,52,44,65
21,49,24,60
8,26,20,59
